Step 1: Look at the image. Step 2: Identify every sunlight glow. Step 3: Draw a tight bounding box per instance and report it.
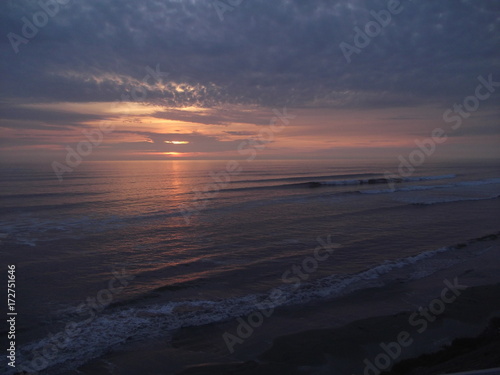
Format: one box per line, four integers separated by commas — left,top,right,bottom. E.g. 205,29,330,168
164,141,189,144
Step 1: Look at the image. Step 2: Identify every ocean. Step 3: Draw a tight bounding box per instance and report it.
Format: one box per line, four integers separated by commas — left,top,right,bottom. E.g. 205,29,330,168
1,159,499,374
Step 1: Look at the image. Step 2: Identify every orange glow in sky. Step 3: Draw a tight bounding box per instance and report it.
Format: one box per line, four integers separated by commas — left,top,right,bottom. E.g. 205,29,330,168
164,141,190,144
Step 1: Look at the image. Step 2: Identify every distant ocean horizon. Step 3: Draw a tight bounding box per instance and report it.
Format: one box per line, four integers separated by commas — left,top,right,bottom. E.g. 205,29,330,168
1,159,499,374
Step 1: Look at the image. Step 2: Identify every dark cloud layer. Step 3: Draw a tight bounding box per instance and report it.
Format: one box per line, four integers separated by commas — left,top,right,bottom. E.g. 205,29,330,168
114,130,246,153
0,104,107,129
1,0,499,108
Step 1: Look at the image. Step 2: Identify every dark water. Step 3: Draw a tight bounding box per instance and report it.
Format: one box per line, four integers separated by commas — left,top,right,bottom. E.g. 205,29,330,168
1,159,499,374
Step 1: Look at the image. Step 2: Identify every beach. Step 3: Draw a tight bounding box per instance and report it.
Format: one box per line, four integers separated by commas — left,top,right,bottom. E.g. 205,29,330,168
73,235,500,375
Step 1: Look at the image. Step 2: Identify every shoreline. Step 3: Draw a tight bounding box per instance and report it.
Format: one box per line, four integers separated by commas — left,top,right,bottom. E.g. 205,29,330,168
174,283,500,375
381,317,500,375
71,238,500,375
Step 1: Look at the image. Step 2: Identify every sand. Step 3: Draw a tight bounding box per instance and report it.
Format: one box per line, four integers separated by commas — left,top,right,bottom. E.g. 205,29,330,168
72,239,500,375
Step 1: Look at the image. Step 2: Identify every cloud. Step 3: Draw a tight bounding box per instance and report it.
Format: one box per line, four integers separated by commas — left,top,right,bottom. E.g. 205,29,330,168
112,130,246,153
0,104,107,130
1,0,498,160
1,0,498,108
224,131,256,136
150,106,272,126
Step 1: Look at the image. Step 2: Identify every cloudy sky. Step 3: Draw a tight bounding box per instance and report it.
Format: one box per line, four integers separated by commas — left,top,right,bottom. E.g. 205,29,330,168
1,0,499,162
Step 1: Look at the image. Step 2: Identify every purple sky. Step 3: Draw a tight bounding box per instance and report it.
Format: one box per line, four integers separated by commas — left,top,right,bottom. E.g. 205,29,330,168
1,0,499,162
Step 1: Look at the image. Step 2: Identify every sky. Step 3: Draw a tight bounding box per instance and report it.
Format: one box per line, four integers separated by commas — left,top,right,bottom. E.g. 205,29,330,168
0,0,499,163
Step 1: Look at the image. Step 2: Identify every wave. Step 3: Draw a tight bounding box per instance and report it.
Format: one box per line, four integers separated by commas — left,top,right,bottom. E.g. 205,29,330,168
0,201,108,215
0,191,104,200
360,177,500,195
310,174,456,187
410,195,500,206
229,172,381,185
219,174,457,193
12,231,499,375
0,214,127,247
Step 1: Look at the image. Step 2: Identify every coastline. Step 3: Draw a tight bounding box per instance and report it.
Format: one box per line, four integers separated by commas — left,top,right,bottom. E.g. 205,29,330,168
171,283,500,375
72,237,500,375
381,317,500,375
